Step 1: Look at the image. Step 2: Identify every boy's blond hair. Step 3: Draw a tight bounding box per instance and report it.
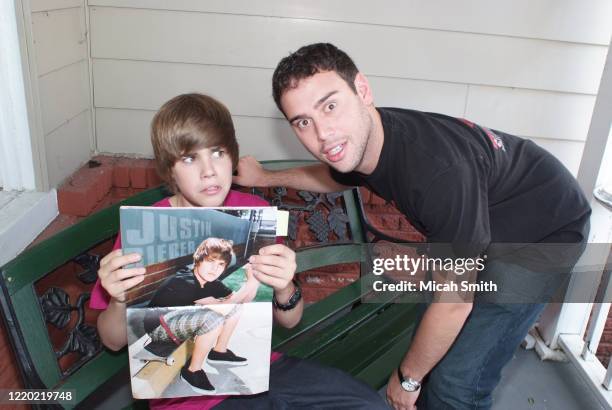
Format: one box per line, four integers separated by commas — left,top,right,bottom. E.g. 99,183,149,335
151,93,239,192
193,237,234,268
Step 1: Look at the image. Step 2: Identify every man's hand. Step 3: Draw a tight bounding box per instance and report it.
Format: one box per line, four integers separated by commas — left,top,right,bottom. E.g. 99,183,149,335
233,156,268,187
248,244,296,293
387,370,419,410
98,249,146,303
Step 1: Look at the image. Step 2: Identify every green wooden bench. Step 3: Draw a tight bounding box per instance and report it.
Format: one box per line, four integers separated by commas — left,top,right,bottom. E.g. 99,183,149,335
0,160,420,409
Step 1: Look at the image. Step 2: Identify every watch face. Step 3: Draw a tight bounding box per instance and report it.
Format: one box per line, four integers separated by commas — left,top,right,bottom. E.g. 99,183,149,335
401,380,419,392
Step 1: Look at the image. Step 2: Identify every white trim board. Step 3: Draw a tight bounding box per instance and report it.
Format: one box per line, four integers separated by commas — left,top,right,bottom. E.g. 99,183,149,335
0,190,58,267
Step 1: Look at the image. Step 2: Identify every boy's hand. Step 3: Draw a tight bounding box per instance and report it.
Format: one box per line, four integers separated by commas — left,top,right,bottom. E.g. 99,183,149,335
248,244,296,292
98,249,146,303
233,156,268,187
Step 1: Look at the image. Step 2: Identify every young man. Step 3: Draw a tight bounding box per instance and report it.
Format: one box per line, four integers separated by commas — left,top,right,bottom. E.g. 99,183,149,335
234,43,591,409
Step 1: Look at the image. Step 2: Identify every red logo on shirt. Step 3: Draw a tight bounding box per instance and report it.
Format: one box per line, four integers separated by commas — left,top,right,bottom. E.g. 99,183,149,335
458,118,476,128
458,118,505,151
482,127,505,151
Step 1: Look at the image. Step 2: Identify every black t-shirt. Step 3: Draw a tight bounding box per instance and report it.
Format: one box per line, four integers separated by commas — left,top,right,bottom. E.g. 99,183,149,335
331,107,591,260
148,268,233,308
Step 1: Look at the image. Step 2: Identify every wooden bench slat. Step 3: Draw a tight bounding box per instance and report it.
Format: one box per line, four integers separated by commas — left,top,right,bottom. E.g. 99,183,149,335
273,275,368,348
272,274,398,349
354,328,415,388
295,244,363,273
311,303,418,373
58,350,128,406
256,160,318,171
282,295,398,359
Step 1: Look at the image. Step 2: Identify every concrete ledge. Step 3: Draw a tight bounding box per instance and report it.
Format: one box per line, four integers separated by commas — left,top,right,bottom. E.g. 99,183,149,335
0,189,58,267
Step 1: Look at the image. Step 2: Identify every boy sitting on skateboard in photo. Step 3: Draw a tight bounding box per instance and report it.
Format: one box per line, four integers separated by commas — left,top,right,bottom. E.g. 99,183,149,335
142,237,259,393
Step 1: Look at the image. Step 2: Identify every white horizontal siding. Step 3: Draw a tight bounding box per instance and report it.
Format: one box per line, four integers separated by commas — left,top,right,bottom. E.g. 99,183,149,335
39,60,89,135
362,77,467,117
95,108,310,160
31,0,81,12
92,59,468,118
88,0,612,45
87,2,609,174
465,86,597,142
93,59,277,118
91,58,595,163
45,110,92,187
31,7,86,75
89,7,607,95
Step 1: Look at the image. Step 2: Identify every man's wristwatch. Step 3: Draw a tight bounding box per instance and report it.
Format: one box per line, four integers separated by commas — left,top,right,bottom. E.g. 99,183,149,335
397,368,421,392
273,279,302,311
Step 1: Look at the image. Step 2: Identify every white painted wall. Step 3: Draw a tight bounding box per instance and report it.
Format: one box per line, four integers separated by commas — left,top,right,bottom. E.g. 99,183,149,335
87,0,611,175
29,0,93,187
0,0,36,190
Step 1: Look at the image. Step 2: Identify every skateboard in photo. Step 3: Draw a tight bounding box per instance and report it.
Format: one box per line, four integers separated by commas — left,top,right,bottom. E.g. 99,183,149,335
133,339,182,366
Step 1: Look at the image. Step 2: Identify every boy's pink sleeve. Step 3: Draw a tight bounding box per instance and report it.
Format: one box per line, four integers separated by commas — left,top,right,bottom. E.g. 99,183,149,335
90,197,171,310
89,235,121,310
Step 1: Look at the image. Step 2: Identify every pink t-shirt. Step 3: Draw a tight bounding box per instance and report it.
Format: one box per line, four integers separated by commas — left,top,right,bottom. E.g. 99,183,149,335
90,190,283,409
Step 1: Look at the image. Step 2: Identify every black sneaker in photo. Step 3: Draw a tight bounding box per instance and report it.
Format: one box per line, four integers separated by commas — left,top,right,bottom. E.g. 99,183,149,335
207,349,248,366
180,364,215,393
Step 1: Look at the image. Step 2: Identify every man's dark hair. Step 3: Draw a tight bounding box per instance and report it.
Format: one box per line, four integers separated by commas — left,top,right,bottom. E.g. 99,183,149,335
272,43,359,114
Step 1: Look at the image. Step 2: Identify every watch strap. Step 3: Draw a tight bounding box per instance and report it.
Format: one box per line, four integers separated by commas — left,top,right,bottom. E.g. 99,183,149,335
397,367,405,383
273,279,302,311
397,367,421,392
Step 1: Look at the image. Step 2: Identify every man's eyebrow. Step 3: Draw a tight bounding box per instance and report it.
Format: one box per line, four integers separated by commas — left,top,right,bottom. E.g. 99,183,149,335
314,91,338,110
288,114,306,124
287,91,338,124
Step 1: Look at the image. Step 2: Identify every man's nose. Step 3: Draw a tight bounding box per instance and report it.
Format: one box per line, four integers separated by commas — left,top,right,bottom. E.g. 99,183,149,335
315,120,334,142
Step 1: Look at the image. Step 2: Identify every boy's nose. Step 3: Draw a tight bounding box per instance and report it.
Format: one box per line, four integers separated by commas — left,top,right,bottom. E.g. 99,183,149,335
199,158,216,178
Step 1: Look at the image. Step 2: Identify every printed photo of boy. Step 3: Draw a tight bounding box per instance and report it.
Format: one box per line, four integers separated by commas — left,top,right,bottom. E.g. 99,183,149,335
141,237,260,393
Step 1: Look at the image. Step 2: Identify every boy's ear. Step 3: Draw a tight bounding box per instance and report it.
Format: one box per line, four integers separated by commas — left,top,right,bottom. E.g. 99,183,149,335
354,72,373,105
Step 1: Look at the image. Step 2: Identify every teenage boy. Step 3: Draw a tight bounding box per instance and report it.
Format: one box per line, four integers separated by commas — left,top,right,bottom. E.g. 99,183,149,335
234,43,591,410
91,93,389,409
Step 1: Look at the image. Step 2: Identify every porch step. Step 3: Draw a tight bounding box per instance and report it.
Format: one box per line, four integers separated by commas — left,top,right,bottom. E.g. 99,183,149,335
0,190,57,266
